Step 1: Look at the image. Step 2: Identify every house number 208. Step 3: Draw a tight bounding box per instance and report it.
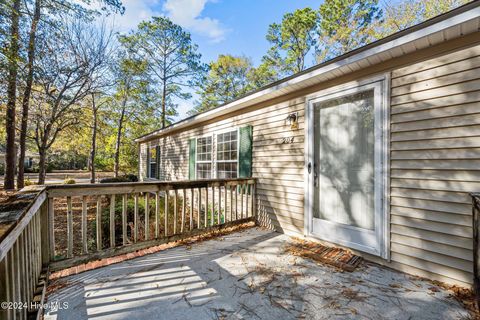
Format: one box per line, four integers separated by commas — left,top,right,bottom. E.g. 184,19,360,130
282,137,294,144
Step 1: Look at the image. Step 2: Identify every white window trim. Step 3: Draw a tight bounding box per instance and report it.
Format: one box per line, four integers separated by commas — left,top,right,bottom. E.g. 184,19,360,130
192,128,241,179
214,128,240,179
195,135,213,180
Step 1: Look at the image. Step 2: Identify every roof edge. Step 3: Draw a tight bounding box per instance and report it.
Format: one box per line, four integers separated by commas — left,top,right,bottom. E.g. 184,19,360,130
135,0,480,143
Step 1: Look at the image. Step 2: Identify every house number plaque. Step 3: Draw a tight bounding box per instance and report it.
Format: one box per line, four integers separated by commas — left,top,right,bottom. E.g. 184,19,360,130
282,137,295,144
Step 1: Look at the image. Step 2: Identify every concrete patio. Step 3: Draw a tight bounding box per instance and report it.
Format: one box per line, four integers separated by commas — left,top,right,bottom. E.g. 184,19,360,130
44,228,470,320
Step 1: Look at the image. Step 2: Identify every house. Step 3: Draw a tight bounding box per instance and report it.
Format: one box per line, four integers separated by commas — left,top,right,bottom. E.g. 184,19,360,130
0,143,39,173
135,2,480,288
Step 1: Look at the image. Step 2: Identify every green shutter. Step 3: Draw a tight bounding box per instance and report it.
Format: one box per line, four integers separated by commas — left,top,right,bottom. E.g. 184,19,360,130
155,146,161,179
239,125,253,178
188,138,196,180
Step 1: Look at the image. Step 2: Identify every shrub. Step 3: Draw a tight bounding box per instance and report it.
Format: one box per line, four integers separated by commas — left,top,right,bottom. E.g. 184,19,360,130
24,178,35,186
64,177,76,184
100,176,130,183
124,174,138,182
100,174,138,183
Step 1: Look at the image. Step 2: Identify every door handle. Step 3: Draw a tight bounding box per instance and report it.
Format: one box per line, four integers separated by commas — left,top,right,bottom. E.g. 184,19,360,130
308,162,312,173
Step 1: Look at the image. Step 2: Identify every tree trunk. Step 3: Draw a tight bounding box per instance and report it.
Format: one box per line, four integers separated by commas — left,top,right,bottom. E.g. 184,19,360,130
17,0,41,189
161,79,166,129
113,100,127,178
89,95,98,183
37,147,47,185
4,0,21,190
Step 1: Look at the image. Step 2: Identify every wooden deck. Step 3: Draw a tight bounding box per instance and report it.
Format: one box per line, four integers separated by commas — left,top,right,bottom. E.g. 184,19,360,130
44,228,469,320
0,178,256,320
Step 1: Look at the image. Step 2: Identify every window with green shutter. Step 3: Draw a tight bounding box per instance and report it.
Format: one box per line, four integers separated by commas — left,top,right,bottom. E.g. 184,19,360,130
188,125,253,180
155,146,161,179
188,138,196,180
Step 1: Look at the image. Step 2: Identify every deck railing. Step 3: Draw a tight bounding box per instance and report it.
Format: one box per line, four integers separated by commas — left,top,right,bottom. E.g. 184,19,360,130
0,191,49,320
0,178,256,320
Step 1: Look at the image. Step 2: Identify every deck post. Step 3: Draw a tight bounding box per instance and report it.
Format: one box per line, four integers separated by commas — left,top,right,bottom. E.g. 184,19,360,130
48,197,55,260
40,199,50,265
472,193,480,309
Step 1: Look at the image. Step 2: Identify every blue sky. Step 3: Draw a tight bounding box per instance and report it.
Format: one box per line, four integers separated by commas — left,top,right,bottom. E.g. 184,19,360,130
112,0,323,120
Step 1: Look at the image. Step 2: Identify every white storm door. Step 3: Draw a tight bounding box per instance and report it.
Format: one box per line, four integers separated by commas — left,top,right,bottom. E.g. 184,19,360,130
307,80,385,257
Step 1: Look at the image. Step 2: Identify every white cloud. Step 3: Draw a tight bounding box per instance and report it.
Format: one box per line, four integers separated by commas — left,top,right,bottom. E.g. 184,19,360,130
163,0,228,43
111,0,162,32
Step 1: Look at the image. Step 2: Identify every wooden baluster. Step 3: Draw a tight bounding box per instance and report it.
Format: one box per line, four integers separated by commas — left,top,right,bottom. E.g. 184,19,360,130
155,192,160,239
14,242,21,319
25,225,31,308
2,251,11,320
252,183,256,218
246,184,249,218
96,196,102,251
212,185,215,226
35,214,40,282
190,189,194,230
110,194,116,247
81,196,88,254
205,187,209,228
173,190,178,234
134,194,138,243
41,200,50,266
67,196,73,258
164,190,169,236
29,222,35,303
31,221,35,292
218,184,222,224
181,189,186,233
241,184,244,219
145,193,150,240
19,233,26,318
236,184,239,221
198,188,202,228
122,194,127,246
48,198,55,260
229,185,233,222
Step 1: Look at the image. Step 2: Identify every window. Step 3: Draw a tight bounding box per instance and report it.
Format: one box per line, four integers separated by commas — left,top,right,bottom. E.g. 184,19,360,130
196,136,212,179
216,130,238,178
148,147,158,178
189,127,250,180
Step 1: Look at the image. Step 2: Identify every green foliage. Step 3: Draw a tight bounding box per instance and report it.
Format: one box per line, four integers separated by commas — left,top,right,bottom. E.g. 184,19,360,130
373,0,470,38
317,0,382,61
120,16,206,127
191,54,256,114
262,8,319,77
100,174,137,183
63,177,76,184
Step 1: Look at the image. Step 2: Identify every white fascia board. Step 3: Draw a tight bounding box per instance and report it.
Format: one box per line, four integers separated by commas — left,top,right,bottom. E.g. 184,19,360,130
135,5,480,143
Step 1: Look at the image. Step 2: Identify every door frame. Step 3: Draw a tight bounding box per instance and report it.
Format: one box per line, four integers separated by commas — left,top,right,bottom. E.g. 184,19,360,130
303,73,391,259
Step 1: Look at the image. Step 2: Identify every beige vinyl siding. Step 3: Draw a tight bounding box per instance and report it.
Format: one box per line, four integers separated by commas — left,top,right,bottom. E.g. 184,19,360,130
139,143,148,179
142,99,306,234
138,36,480,287
389,43,480,286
